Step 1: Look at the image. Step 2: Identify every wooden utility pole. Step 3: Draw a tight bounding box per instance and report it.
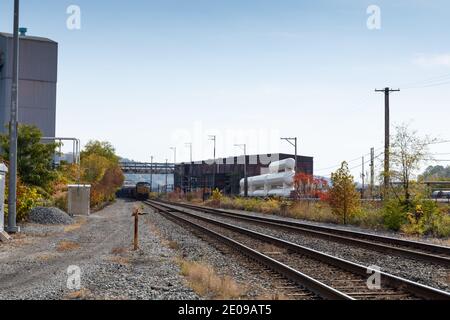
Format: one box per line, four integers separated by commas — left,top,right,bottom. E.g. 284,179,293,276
375,87,400,199
361,156,365,199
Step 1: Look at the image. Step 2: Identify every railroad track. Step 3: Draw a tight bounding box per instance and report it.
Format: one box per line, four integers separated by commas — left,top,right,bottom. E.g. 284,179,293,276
154,199,450,266
145,200,450,300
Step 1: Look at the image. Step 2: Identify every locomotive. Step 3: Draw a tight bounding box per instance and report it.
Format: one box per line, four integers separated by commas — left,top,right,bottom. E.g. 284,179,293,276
135,182,151,200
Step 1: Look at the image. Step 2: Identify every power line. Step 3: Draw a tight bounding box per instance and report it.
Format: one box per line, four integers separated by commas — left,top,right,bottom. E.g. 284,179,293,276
315,147,383,173
404,80,450,90
428,140,450,145
396,72,450,89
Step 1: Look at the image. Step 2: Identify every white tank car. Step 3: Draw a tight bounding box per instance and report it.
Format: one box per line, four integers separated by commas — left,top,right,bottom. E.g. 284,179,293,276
240,158,295,197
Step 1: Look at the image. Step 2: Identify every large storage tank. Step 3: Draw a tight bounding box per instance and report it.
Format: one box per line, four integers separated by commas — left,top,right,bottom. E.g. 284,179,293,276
241,158,295,197
0,32,57,137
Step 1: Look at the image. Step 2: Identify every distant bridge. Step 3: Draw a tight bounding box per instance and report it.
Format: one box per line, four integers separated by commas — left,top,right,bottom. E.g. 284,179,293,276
120,162,175,174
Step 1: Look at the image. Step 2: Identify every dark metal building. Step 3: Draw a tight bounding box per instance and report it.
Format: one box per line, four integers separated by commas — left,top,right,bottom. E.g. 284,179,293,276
174,153,313,195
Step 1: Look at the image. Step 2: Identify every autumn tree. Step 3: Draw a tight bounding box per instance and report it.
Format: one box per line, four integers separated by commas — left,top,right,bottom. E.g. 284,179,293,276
80,140,124,207
0,125,59,188
293,173,328,199
329,162,360,224
81,140,119,164
390,124,435,205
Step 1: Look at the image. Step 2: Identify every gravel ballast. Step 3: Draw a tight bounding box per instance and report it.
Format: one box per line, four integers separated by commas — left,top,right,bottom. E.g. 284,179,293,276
161,203,450,293
28,207,74,225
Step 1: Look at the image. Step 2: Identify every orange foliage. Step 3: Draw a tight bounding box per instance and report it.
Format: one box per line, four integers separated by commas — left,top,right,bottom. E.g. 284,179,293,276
293,173,328,199
90,166,124,208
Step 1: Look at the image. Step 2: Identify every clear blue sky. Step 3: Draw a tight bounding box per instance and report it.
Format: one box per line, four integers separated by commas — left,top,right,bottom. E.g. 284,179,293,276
1,0,449,178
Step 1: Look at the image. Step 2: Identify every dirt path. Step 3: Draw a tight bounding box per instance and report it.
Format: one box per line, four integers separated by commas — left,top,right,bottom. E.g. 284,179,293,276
0,200,196,300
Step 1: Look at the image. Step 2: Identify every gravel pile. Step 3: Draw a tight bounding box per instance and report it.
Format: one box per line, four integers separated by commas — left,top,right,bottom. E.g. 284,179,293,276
28,207,74,225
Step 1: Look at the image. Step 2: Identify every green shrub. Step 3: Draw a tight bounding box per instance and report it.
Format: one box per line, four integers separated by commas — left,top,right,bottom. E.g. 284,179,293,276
5,183,43,222
383,200,408,231
436,214,450,237
243,198,261,212
53,193,68,212
260,198,281,214
350,208,384,230
401,200,450,237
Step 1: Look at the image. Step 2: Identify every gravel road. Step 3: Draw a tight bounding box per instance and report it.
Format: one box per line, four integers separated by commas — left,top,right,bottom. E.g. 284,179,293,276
0,199,299,300
0,200,197,300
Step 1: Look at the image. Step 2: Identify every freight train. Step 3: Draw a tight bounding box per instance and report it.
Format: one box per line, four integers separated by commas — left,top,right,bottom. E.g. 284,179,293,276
135,182,151,200
116,181,151,200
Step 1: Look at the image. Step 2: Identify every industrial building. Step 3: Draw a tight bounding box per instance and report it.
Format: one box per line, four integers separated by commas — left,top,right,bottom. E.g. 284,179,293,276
174,153,313,195
0,31,58,137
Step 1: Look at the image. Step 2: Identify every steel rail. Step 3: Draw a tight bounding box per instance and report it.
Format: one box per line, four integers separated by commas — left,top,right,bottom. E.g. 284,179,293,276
147,200,450,300
146,201,352,300
155,200,450,266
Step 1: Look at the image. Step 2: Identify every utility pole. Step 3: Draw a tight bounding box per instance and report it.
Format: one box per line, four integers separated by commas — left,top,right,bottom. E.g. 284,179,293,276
375,87,400,199
361,156,365,199
370,148,375,199
170,147,176,192
185,143,192,192
281,137,298,172
150,156,153,192
165,159,168,193
234,144,248,197
209,135,216,191
7,0,20,233
170,147,176,165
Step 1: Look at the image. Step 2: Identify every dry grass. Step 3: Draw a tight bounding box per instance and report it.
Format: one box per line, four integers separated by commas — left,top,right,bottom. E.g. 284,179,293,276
166,240,180,250
288,201,338,223
256,293,291,300
9,235,33,247
56,240,80,252
108,246,130,265
111,247,128,255
64,217,87,233
65,288,92,300
34,252,59,261
259,243,285,255
178,259,247,299
108,255,131,266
